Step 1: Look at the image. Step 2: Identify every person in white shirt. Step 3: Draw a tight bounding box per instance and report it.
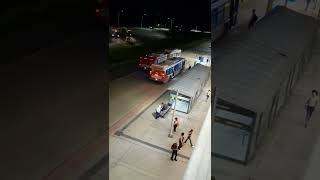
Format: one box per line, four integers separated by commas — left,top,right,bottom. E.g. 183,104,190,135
305,90,319,128
155,104,162,119
206,90,211,101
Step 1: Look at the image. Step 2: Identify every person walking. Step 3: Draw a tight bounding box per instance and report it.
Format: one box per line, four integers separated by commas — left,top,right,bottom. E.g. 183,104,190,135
248,9,258,29
184,129,194,147
178,132,185,150
304,90,319,128
206,90,211,101
173,117,179,132
188,65,191,70
170,142,178,161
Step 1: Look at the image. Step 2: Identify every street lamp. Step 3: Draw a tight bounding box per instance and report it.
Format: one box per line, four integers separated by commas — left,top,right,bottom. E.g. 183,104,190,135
141,13,147,28
167,18,174,30
169,89,179,138
117,10,123,28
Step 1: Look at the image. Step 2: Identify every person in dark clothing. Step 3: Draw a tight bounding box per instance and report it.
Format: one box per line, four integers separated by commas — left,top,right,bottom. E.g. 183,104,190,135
171,142,178,161
178,132,185,150
173,117,179,132
304,90,319,128
248,9,258,29
161,102,168,111
188,65,191,70
184,129,194,147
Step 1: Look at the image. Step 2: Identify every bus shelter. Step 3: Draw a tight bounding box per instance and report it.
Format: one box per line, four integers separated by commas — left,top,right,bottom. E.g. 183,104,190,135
212,6,317,164
168,64,210,113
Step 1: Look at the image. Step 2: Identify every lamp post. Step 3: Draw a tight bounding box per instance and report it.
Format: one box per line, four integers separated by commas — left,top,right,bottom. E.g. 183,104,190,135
141,13,147,28
117,10,123,28
169,89,179,138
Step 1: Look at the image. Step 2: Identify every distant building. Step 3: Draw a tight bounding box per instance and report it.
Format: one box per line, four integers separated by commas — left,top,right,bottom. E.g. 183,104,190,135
211,0,239,42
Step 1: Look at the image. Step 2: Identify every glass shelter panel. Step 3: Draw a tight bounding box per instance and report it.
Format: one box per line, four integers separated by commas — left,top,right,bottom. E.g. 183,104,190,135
170,92,191,113
213,100,255,163
213,123,250,162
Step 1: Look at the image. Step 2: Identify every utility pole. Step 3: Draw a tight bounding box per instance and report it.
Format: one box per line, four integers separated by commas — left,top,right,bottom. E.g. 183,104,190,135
169,89,179,138
141,14,146,28
117,10,123,28
284,0,288,7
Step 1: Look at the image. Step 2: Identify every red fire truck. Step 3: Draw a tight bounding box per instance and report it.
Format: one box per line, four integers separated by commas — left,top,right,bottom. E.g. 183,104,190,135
149,57,185,83
138,49,182,71
138,53,168,71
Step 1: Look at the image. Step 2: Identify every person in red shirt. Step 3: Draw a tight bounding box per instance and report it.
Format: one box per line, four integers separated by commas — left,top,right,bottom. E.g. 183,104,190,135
184,129,194,147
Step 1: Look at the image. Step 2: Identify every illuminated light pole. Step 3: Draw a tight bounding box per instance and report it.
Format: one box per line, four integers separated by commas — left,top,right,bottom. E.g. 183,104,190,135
117,10,123,28
169,89,179,138
141,13,147,28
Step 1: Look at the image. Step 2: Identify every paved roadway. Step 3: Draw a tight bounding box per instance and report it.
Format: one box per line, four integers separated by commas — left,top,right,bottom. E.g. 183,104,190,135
109,39,211,130
0,27,107,179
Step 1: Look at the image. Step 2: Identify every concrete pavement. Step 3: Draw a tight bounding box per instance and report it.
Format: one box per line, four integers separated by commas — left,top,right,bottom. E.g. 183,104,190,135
233,0,319,33
110,75,211,180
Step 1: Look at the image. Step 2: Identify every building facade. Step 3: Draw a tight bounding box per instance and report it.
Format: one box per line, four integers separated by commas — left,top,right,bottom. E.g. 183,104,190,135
211,0,239,42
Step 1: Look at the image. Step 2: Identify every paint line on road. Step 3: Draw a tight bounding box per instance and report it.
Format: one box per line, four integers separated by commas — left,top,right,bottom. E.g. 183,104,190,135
120,133,190,160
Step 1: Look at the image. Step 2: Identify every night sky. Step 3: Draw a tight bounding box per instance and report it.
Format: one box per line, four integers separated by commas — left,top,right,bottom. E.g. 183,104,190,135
110,0,211,31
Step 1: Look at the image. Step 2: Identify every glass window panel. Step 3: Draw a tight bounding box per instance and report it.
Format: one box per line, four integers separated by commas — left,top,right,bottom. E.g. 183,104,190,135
216,108,253,126
213,123,250,162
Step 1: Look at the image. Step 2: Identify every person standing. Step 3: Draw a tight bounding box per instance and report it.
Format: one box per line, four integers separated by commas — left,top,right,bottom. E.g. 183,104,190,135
304,90,319,128
248,9,258,29
206,90,211,101
170,142,178,161
184,129,194,147
178,132,185,150
173,117,179,132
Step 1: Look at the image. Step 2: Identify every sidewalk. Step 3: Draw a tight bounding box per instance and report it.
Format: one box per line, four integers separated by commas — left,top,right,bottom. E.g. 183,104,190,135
109,75,211,180
213,26,320,180
234,0,319,32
